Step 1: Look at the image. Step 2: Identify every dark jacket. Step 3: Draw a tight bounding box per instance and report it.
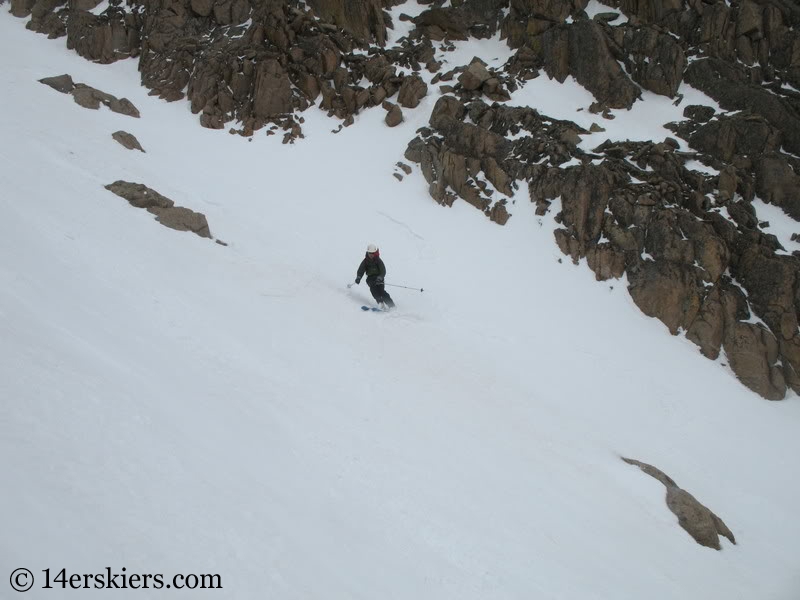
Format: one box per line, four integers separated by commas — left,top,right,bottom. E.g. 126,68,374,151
357,253,386,280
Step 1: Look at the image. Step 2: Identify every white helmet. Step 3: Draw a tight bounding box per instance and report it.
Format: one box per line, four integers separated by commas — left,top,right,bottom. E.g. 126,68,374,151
366,243,378,253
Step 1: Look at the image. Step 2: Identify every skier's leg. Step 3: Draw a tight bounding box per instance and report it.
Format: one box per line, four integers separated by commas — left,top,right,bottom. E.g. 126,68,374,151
382,290,395,307
367,279,382,303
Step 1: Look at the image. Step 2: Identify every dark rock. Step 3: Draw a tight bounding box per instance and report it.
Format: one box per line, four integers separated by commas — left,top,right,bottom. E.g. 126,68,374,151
685,58,800,156
39,73,75,94
688,113,781,163
10,0,37,17
755,153,800,221
385,102,403,127
620,25,686,97
305,0,387,45
397,74,428,108
537,20,640,109
253,59,293,119
458,58,491,91
683,105,715,122
628,260,703,335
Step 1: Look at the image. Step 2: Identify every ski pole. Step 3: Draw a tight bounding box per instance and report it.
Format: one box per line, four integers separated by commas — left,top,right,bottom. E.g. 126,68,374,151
385,283,424,292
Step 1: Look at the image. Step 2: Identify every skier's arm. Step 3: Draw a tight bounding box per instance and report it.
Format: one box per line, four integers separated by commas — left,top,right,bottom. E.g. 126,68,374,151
356,259,367,279
378,259,386,278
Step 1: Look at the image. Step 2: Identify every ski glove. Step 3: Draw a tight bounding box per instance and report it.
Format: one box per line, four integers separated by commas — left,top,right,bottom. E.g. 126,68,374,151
355,277,361,284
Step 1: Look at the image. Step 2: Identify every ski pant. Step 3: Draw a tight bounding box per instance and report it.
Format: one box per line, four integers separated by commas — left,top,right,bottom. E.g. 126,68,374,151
367,276,395,307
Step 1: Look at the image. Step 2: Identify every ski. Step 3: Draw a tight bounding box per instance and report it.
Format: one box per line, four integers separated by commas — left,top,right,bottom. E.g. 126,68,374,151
361,305,385,312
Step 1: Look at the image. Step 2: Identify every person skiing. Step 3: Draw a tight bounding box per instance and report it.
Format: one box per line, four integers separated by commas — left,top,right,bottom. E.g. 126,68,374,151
355,244,396,309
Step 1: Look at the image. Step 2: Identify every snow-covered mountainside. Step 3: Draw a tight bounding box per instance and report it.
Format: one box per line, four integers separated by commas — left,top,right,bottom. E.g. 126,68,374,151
2,1,800,598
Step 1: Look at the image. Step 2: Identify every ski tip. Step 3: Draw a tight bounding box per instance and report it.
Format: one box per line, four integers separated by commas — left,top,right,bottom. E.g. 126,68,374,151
361,306,370,311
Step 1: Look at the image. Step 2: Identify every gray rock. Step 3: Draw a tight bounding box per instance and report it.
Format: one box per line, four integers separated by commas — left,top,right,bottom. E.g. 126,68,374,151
111,131,145,152
104,181,212,239
39,74,75,94
622,458,735,550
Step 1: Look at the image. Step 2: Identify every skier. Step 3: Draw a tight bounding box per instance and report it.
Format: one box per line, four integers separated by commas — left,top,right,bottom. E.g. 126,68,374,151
355,244,396,309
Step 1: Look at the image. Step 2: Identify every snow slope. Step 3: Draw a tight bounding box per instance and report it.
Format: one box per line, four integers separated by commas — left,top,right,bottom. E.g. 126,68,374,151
2,7,800,599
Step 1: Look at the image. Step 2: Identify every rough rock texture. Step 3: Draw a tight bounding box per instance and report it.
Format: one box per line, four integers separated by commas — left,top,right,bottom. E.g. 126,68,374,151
112,130,145,152
305,0,386,45
40,74,140,117
623,458,736,550
104,181,212,238
15,0,800,400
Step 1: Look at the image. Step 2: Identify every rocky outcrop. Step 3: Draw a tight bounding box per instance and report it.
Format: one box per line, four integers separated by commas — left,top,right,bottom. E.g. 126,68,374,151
404,85,800,399
535,19,641,109
684,59,800,156
40,74,140,117
104,181,212,239
305,0,386,45
15,0,800,400
623,458,736,550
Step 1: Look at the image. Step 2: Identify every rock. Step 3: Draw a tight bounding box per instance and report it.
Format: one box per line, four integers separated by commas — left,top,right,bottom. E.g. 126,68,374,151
688,113,781,163
104,181,212,239
685,58,800,156
623,458,735,550
10,0,37,17
724,320,786,400
628,261,702,335
755,153,800,221
458,58,491,91
150,206,212,238
385,102,403,127
45,77,141,118
38,74,75,94
305,0,387,45
111,131,145,152
620,25,686,98
252,59,293,119
683,105,715,122
397,74,428,109
537,19,641,109
586,243,626,280
414,7,469,40
66,9,138,64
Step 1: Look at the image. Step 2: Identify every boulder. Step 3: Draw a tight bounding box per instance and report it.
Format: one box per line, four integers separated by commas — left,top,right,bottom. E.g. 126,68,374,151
39,73,75,94
104,181,212,239
623,458,735,550
384,102,403,127
397,74,428,109
111,131,145,152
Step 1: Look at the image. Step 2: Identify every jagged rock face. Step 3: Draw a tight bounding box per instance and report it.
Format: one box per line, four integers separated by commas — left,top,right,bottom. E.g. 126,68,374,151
414,0,508,40
622,458,736,551
13,0,800,400
536,19,640,109
305,0,386,45
405,88,800,399
684,59,800,156
615,25,686,98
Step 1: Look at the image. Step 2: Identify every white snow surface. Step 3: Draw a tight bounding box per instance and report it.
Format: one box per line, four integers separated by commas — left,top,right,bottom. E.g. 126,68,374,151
1,8,800,600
